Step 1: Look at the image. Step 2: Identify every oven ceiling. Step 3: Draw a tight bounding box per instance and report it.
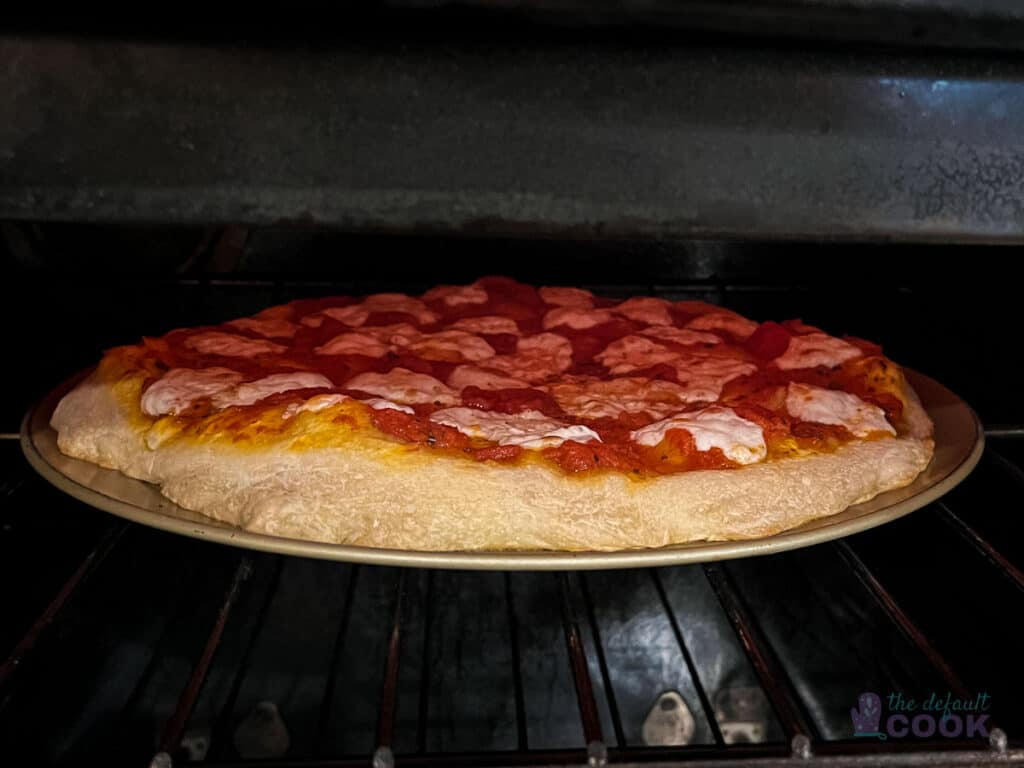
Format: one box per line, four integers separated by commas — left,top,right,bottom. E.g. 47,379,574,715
3,11,1024,241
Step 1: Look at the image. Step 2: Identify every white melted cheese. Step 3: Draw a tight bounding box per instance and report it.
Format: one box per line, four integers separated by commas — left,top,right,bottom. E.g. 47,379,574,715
422,283,488,306
283,393,348,418
546,377,697,420
673,354,758,401
450,315,521,335
430,407,601,449
315,331,395,357
539,286,595,308
613,296,674,326
363,397,416,414
212,372,334,409
685,313,758,339
484,333,573,383
786,383,895,436
448,365,529,391
640,325,721,347
775,333,862,370
406,330,495,362
316,294,439,327
542,307,614,330
630,407,767,464
186,332,287,358
345,368,459,406
596,336,678,374
228,316,300,339
141,367,243,416
316,324,492,363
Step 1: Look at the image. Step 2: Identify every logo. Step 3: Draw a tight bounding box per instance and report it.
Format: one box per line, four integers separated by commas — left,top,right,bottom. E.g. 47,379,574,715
851,691,992,740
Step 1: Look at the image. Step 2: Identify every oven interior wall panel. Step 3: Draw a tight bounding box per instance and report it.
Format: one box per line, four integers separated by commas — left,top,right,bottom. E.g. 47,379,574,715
1,226,1022,765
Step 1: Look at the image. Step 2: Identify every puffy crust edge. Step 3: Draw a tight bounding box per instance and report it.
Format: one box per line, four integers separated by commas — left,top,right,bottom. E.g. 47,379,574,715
50,369,935,552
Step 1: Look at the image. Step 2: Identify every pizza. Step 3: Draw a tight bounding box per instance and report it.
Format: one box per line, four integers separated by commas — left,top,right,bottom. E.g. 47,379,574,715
50,277,934,551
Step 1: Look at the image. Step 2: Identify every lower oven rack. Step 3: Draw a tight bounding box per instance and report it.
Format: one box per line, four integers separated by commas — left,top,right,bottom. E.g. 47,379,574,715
1,437,1021,766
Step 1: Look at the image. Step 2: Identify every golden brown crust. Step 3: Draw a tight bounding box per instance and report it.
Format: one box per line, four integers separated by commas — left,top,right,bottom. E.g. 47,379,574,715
50,364,934,551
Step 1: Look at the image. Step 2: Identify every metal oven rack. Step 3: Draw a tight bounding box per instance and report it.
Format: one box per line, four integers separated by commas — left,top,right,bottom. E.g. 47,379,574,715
1,434,1023,766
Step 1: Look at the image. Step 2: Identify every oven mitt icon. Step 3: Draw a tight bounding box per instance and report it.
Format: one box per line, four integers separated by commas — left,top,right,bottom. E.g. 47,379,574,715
850,692,885,739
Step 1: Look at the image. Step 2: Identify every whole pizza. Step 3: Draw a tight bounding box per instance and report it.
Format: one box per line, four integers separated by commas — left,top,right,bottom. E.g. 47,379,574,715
51,277,934,551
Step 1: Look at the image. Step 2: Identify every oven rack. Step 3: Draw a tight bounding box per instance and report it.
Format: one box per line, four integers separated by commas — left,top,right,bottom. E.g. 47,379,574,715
1,433,1022,767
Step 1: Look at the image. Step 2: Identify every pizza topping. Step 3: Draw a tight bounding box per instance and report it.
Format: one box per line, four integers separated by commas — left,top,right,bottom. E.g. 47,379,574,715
673,355,759,402
484,333,573,382
539,286,595,308
686,312,758,339
130,279,909,477
640,325,722,347
448,365,529,391
422,283,488,306
613,296,674,326
405,330,495,362
228,316,300,339
363,397,416,414
283,393,348,418
546,377,695,420
212,372,334,409
744,321,793,360
630,406,767,464
313,293,439,327
315,330,395,357
185,332,287,358
596,336,679,374
345,368,459,406
775,333,862,370
450,315,521,335
430,407,601,449
785,382,895,437
542,307,615,330
141,367,244,416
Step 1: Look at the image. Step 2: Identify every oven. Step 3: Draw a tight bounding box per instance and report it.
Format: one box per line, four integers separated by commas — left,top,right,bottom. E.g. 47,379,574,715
2,5,1023,767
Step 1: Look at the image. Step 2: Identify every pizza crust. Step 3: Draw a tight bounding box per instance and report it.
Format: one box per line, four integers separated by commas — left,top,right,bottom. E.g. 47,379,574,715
51,369,934,552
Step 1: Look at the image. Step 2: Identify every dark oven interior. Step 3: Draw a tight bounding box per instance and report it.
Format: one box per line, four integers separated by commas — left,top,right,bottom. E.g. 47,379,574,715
3,4,1024,766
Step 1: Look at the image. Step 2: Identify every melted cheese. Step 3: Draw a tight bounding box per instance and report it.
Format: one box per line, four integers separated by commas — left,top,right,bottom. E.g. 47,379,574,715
422,283,488,306
430,407,601,449
673,355,758,402
447,365,529,391
546,377,697,419
484,333,573,383
613,296,673,326
141,368,244,416
315,331,394,357
283,393,348,418
406,330,495,362
786,383,895,436
542,307,614,330
775,333,862,370
596,336,678,374
345,368,459,406
640,325,721,346
450,315,521,335
316,324,492,363
685,313,758,339
363,397,416,414
212,372,333,409
539,286,595,308
228,316,300,338
186,332,286,358
318,294,439,327
630,407,766,464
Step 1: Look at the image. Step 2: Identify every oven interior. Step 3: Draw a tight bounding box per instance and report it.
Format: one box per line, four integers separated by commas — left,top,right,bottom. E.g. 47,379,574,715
1,225,1021,766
